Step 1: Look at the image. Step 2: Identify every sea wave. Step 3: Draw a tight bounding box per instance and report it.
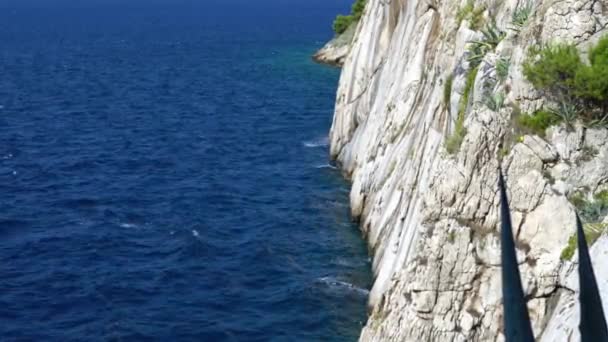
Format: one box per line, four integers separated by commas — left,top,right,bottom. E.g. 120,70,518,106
303,136,329,148
314,164,337,170
314,276,370,296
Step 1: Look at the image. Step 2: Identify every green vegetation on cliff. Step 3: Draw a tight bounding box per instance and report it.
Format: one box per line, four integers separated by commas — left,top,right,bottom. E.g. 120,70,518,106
333,0,367,34
561,191,608,260
523,35,608,127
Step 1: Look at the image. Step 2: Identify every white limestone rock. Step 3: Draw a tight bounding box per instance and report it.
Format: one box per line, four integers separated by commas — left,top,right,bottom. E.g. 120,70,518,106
313,23,358,67
540,234,608,342
325,0,608,340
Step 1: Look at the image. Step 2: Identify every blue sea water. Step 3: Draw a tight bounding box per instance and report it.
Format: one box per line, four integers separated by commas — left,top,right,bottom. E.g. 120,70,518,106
0,1,372,341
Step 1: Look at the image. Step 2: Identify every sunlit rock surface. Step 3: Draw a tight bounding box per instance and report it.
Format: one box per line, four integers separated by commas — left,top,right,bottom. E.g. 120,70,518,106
327,0,608,340
313,23,357,67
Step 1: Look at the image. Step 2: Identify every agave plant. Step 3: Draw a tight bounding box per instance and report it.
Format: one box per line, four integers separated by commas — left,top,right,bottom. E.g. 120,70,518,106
498,171,608,341
485,91,506,112
511,1,533,32
549,101,579,129
585,113,608,129
496,57,510,82
467,23,506,67
481,22,507,46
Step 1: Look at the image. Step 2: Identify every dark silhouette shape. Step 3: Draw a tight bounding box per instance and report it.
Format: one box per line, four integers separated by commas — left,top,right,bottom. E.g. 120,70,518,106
499,171,608,341
498,170,535,342
576,214,608,341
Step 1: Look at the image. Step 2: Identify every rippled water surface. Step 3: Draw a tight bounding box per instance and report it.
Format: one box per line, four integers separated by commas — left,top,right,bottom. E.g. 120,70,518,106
0,1,372,341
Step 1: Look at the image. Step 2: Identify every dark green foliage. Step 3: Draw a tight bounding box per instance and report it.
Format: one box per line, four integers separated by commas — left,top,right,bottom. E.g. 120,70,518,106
550,101,579,129
444,74,454,109
523,43,581,97
498,172,535,342
574,38,608,114
523,35,608,122
562,191,608,260
351,0,366,19
446,67,478,154
569,191,588,210
561,234,578,260
447,21,504,154
496,57,510,82
578,191,608,222
333,15,353,35
516,109,561,136
481,22,507,46
445,120,467,154
332,0,367,34
460,67,479,115
561,228,605,261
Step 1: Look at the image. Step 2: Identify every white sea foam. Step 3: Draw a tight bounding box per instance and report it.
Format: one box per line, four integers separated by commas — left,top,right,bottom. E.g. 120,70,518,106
315,276,370,296
314,164,337,170
303,136,329,148
119,223,138,229
332,257,367,267
192,229,200,238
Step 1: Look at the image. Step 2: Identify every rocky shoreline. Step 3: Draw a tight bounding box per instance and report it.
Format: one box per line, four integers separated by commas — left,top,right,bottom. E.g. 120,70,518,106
312,23,356,67
322,0,608,340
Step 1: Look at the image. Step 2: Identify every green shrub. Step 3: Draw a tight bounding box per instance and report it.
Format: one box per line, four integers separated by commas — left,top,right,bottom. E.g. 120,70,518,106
559,226,606,261
523,43,582,96
523,36,608,122
351,0,367,19
445,123,467,154
561,223,608,260
459,67,479,116
561,191,608,260
569,191,588,209
569,190,608,222
333,15,354,35
517,109,561,136
446,67,478,154
332,0,367,34
444,74,454,109
573,39,608,114
595,190,608,203
561,234,578,260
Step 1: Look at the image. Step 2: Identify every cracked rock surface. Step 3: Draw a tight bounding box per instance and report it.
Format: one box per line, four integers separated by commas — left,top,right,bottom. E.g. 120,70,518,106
327,0,608,340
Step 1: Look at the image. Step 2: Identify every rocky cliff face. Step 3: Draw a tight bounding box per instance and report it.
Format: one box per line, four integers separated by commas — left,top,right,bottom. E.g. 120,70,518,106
328,0,608,340
313,23,357,67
